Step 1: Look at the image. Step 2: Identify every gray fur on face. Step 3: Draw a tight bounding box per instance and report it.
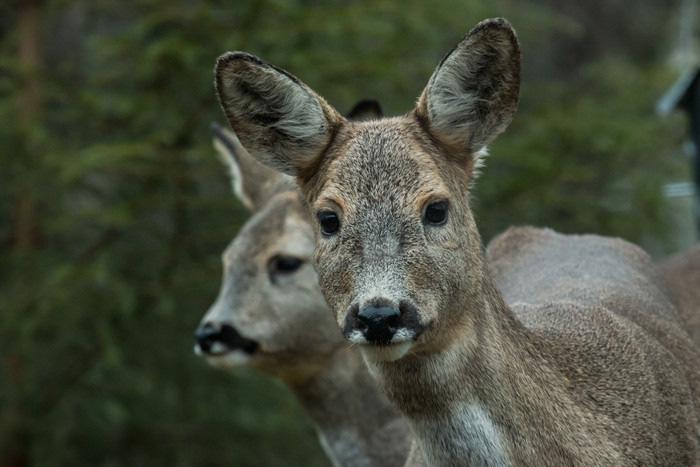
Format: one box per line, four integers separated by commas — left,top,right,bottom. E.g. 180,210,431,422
308,120,474,344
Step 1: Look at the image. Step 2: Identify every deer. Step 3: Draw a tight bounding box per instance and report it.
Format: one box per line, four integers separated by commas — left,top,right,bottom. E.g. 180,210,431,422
194,101,416,467
212,17,700,466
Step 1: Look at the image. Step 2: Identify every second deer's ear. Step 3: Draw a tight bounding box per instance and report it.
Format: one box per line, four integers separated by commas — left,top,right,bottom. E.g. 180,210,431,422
416,18,520,155
211,122,289,211
345,99,383,121
215,52,343,176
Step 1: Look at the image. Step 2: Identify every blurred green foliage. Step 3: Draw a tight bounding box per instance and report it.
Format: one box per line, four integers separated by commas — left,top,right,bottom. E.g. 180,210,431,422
0,0,692,466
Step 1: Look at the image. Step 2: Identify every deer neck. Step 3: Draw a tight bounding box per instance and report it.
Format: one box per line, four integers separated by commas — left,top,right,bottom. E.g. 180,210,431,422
289,346,412,467
370,266,621,466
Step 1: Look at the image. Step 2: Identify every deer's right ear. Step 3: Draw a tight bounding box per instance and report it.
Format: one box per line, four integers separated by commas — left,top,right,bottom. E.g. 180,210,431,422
215,52,342,177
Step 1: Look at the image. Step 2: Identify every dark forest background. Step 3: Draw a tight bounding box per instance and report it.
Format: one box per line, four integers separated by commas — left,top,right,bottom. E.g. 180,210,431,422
1,1,696,466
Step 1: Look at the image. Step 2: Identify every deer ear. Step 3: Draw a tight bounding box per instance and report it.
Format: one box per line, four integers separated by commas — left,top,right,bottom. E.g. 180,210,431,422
211,122,289,211
215,52,342,176
416,18,520,155
345,99,383,121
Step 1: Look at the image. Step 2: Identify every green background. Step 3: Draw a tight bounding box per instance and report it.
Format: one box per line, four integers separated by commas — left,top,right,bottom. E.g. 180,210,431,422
1,1,696,465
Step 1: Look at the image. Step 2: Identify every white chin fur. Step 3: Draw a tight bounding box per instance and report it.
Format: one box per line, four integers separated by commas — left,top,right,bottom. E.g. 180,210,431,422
359,342,413,363
204,350,252,369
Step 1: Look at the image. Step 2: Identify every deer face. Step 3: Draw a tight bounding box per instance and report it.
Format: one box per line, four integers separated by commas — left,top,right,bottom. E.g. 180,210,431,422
198,190,343,375
305,120,486,362
194,126,337,375
215,19,520,363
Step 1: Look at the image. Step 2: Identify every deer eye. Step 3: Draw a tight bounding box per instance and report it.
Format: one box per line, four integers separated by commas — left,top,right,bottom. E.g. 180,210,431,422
268,255,304,280
423,200,449,226
317,210,340,237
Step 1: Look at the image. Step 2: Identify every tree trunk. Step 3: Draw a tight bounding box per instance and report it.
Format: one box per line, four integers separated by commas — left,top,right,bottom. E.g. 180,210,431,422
13,0,42,251
4,5,42,467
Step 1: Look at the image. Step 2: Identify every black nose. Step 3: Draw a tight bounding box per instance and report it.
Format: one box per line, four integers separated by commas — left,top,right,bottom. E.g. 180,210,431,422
357,306,401,344
195,322,258,355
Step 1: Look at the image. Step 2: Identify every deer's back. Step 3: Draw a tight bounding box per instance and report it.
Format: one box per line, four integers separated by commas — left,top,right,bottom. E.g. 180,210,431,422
487,227,700,464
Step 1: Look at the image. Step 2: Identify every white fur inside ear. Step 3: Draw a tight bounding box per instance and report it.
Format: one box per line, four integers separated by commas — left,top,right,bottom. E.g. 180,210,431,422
422,20,520,154
213,137,254,210
216,54,331,175
472,146,489,180
427,55,482,142
261,72,327,143
217,62,327,143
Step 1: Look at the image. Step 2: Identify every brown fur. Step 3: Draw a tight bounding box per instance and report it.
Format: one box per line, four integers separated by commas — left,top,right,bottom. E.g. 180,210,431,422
214,18,700,466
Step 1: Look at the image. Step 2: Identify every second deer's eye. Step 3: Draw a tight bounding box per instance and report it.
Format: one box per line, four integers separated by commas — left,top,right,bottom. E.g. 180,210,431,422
423,200,449,226
317,210,340,237
268,255,304,278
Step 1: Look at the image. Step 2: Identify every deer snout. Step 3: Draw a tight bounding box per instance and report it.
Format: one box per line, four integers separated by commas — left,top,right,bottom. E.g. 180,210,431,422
194,322,258,356
357,305,400,344
344,299,423,347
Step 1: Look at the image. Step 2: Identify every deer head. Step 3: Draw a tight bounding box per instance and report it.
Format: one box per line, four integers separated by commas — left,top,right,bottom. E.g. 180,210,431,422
214,18,520,363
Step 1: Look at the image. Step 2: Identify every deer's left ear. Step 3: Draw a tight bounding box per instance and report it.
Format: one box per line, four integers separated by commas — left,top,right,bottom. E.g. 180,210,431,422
416,18,520,155
215,52,343,176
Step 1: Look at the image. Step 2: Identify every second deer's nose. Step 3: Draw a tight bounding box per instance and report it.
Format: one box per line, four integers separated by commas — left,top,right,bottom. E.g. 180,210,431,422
357,305,401,344
195,322,220,354
195,322,258,355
